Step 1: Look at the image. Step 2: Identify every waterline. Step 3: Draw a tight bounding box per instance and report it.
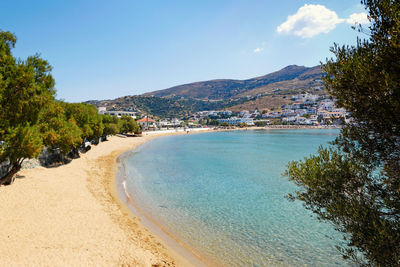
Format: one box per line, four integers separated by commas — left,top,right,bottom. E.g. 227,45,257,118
122,129,351,266
116,148,212,266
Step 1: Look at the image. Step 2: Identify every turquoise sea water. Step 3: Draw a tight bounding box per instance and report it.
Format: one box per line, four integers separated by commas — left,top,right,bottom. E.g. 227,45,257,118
123,129,351,266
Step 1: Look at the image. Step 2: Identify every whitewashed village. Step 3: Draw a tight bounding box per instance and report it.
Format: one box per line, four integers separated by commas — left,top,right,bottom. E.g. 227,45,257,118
97,92,349,130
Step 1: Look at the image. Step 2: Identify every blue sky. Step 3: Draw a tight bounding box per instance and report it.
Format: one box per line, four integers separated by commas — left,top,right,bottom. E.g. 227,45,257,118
0,0,368,102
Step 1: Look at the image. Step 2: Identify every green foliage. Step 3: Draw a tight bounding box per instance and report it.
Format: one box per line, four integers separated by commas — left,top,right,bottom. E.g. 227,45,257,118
0,30,119,185
254,121,268,127
119,116,139,134
102,114,120,137
103,123,120,136
0,30,55,184
129,96,229,119
208,119,220,126
64,103,104,142
271,119,282,125
107,95,251,119
38,101,83,154
0,125,43,164
102,114,119,125
286,1,400,265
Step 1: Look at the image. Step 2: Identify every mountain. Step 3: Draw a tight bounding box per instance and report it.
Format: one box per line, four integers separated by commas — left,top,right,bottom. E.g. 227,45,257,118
144,65,324,100
87,65,327,118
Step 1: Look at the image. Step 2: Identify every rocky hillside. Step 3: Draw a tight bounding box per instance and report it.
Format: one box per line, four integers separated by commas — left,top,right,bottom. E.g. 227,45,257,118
87,65,327,118
144,65,325,100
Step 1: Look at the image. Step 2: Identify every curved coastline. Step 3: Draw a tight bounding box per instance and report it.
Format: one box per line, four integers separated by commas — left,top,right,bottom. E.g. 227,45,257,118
108,129,217,267
0,129,209,266
115,127,343,267
115,146,212,267
0,126,341,266
111,126,341,267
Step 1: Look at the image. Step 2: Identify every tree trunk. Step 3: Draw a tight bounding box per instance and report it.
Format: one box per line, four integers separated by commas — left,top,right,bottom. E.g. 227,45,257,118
0,163,21,186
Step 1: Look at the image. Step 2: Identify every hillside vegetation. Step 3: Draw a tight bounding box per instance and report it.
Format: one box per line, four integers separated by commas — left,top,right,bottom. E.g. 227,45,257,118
144,65,325,100
88,65,327,118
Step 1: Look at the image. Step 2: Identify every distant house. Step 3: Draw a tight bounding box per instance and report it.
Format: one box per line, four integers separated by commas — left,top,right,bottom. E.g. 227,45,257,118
221,110,232,116
218,117,254,126
306,107,317,114
185,119,200,127
291,93,320,103
282,116,296,123
137,117,156,128
240,110,250,116
98,108,137,119
295,116,312,125
218,117,239,125
157,120,170,128
238,118,254,126
98,106,107,113
317,110,345,119
171,118,183,126
282,109,296,117
265,111,282,118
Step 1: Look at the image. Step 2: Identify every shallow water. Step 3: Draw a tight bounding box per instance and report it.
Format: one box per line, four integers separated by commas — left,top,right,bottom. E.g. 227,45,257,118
123,129,352,266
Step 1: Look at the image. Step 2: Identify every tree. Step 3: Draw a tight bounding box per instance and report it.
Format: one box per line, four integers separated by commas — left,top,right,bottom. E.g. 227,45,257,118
102,114,120,140
285,1,400,265
64,103,104,143
255,121,267,127
38,101,82,154
271,119,282,125
0,30,55,185
119,116,139,134
208,119,220,126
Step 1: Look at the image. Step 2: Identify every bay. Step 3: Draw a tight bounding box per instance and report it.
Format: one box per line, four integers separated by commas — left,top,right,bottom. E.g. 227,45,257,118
123,129,350,266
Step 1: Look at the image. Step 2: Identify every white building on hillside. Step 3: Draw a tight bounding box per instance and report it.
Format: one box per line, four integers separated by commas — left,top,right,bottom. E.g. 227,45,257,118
98,107,136,118
218,117,254,126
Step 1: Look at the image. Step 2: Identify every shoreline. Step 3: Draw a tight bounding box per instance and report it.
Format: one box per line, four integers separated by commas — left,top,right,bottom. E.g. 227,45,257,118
0,126,339,266
111,126,340,267
113,129,218,267
115,147,212,267
98,131,207,266
0,129,213,266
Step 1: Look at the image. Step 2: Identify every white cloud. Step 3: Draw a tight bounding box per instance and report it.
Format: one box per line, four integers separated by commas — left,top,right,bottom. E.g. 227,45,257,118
253,47,263,53
346,12,369,25
277,4,343,38
277,5,370,38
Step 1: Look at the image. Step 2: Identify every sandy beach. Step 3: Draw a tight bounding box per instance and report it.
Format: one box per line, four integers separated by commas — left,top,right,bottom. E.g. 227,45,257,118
0,126,337,266
0,130,210,267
